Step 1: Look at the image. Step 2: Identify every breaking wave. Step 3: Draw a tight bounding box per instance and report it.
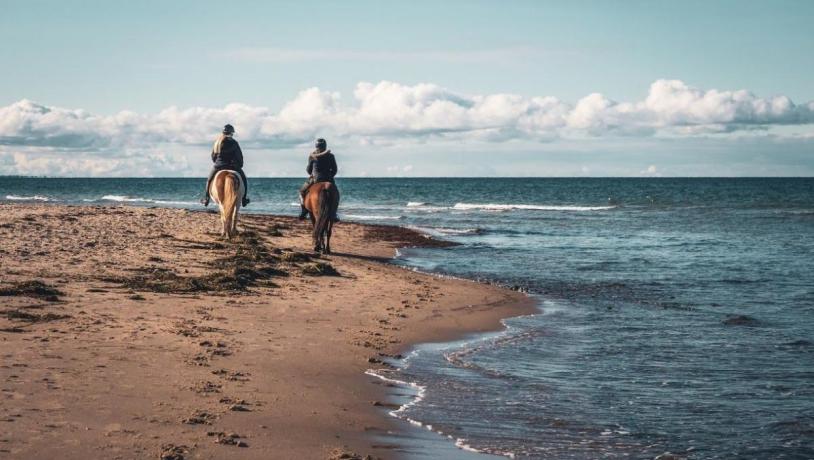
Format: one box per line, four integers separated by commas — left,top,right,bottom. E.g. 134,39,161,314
5,194,53,201
343,214,405,221
453,203,616,211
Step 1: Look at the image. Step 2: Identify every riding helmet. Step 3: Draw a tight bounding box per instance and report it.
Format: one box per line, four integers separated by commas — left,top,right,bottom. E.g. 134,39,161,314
223,124,235,134
315,138,327,149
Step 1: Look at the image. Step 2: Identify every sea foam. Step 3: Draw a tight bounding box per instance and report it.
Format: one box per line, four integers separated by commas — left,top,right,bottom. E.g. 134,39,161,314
453,203,616,211
5,194,53,201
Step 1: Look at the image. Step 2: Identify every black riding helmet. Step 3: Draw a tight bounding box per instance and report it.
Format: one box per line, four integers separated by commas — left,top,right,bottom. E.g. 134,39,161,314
315,138,327,150
223,124,235,135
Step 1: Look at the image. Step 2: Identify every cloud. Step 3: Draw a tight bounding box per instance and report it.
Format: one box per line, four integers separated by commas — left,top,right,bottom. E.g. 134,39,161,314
1,80,813,155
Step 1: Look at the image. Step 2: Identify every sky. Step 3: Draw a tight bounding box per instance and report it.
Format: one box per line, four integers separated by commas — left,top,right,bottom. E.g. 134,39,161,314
1,0,813,177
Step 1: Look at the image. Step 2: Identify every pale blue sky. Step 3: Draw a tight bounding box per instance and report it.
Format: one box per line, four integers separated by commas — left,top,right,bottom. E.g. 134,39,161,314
2,0,813,112
1,0,813,176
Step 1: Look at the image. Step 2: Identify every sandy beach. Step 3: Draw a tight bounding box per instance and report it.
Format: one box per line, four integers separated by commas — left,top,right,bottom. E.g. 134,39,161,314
0,203,535,459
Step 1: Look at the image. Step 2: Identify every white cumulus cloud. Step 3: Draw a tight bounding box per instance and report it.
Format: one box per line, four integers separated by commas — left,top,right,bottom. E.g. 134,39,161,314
1,79,812,153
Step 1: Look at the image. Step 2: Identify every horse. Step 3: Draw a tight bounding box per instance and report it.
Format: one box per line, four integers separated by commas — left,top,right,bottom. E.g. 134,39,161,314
208,170,245,239
303,181,340,253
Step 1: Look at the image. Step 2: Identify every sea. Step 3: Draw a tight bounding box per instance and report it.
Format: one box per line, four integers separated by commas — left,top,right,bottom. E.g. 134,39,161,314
2,177,813,459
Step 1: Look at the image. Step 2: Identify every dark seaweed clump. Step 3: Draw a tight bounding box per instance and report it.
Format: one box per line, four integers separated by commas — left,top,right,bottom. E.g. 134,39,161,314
280,251,312,263
3,309,70,323
104,230,287,294
0,280,63,301
301,262,340,276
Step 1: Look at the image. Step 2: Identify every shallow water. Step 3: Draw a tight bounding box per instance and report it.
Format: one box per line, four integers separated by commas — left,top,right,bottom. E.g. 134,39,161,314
3,177,813,458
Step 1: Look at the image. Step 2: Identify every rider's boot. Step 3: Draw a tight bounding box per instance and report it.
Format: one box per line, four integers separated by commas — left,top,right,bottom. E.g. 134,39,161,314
298,205,309,220
200,195,210,207
331,212,340,223
242,196,250,207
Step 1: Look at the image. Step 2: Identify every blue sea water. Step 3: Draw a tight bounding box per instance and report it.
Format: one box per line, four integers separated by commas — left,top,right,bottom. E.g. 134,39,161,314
2,177,813,459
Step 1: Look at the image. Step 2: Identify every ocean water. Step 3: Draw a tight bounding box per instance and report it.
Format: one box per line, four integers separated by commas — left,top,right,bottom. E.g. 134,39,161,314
2,177,813,459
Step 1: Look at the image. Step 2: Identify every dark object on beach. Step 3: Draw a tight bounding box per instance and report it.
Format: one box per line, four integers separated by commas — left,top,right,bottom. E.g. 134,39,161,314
280,251,311,263
328,447,375,460
159,443,188,460
103,230,285,293
4,309,70,323
362,224,457,249
0,280,63,301
207,431,248,447
182,410,217,425
265,225,284,237
722,314,760,326
301,262,339,276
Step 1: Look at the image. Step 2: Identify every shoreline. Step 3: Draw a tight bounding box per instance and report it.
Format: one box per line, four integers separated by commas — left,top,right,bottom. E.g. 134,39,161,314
0,203,536,459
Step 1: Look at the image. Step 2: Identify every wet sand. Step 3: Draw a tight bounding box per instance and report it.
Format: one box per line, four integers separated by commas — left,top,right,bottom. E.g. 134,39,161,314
0,204,535,459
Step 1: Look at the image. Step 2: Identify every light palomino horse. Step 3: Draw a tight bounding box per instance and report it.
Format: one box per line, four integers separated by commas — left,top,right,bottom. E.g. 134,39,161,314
209,170,245,239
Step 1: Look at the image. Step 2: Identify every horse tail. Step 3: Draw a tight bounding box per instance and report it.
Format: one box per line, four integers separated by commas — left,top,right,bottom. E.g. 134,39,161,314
222,173,239,238
313,185,332,245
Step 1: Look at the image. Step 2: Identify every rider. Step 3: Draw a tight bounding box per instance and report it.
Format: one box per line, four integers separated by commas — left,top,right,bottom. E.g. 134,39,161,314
298,138,339,221
201,124,250,207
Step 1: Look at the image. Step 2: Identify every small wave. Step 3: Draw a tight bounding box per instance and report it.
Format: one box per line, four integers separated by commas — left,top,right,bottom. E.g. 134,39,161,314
408,225,483,236
98,195,196,206
365,368,517,458
344,214,404,221
453,203,616,211
407,201,428,207
5,194,53,202
101,195,149,202
154,200,197,205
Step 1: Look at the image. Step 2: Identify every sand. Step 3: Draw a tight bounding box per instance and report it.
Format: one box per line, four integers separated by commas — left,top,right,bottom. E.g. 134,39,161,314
0,204,536,459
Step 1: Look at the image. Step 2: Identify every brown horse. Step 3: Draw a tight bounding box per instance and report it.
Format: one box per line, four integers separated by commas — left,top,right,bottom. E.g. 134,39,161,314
303,181,339,253
209,170,245,239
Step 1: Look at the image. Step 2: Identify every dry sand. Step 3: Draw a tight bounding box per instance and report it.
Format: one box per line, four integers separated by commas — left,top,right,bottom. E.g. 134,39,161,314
0,204,535,459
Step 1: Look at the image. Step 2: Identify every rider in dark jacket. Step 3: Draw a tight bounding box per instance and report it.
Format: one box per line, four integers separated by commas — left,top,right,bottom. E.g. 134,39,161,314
299,138,338,221
201,124,250,207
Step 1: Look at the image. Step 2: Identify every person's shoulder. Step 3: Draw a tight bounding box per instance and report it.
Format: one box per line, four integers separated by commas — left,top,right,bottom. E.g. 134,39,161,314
224,137,238,146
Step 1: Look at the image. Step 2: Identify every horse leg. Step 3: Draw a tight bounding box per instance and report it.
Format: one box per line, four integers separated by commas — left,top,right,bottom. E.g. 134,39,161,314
219,205,227,238
325,221,332,254
309,212,320,252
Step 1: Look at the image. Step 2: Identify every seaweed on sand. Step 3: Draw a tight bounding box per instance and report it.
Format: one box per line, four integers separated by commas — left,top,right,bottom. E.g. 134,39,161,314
280,251,312,263
103,230,287,294
0,280,63,301
301,262,340,276
3,309,70,323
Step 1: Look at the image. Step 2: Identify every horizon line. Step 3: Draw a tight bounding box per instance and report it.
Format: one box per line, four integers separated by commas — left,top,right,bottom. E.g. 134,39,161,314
2,176,814,180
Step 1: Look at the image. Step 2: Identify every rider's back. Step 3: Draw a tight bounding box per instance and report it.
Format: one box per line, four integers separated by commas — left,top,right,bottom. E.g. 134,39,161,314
212,137,244,169
308,151,337,182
